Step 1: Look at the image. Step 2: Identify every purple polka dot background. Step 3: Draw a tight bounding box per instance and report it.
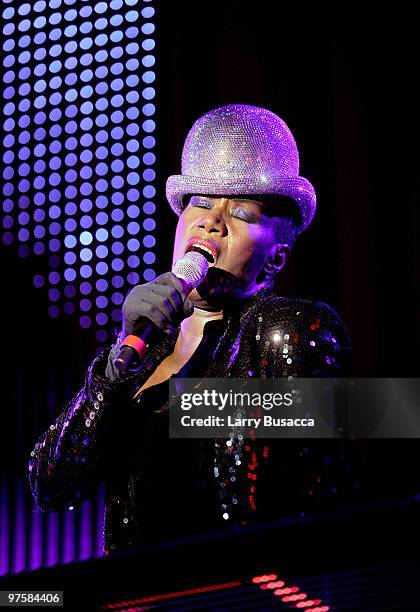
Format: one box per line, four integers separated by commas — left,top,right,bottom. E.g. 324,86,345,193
1,0,156,344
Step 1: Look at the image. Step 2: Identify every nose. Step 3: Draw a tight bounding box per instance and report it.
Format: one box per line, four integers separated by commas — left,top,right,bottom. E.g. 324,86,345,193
197,200,228,236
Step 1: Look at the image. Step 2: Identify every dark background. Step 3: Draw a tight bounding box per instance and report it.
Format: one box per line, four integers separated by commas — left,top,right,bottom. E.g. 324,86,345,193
1,0,419,575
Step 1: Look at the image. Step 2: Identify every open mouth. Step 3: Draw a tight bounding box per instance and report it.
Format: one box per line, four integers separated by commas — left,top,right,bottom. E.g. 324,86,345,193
184,237,219,265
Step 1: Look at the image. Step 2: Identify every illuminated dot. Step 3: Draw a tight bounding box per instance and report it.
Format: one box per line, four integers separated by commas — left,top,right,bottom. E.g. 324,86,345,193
127,272,139,285
96,114,108,128
111,209,123,222
80,248,93,262
111,175,124,189
127,239,140,252
33,242,45,255
126,105,139,119
80,299,91,312
141,104,156,117
33,176,46,190
127,222,139,235
111,276,124,288
142,87,155,100
143,201,155,215
64,285,76,298
111,242,124,255
48,306,60,319
111,259,124,272
111,141,123,155
143,218,156,231
127,256,139,269
65,186,77,201
79,282,91,296
33,275,44,288
64,269,76,282
143,269,156,281
81,215,93,229
143,252,155,264
111,192,124,205
48,289,60,302
142,55,155,68
49,205,61,219
80,265,92,279
96,313,108,325
142,72,155,85
142,23,155,35
3,200,13,213
143,136,155,148
49,222,61,236
96,262,108,275
2,233,13,246
65,202,77,216
64,252,76,265
96,228,108,242
96,296,108,308
34,226,45,239
80,231,93,245
80,316,91,328
49,272,60,285
111,225,123,239
95,245,108,259
96,279,108,292
127,205,140,219
112,292,124,305
126,30,140,45
49,239,61,252
18,228,30,242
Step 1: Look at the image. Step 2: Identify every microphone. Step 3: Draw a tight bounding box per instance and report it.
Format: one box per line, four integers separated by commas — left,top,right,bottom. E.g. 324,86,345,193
113,251,209,373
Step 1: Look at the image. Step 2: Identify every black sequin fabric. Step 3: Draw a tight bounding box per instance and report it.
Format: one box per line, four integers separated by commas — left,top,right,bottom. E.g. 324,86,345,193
28,286,355,555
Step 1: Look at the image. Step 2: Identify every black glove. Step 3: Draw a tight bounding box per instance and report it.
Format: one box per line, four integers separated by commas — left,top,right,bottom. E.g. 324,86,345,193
105,272,194,381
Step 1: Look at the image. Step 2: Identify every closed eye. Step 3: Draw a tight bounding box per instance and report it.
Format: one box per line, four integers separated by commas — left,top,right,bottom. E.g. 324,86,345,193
230,207,259,223
190,198,212,209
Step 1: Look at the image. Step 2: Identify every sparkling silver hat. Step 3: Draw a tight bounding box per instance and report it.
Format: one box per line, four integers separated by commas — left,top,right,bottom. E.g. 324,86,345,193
166,104,316,230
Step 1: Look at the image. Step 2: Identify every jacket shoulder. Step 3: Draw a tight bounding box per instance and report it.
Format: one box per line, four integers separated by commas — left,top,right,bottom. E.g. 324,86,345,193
260,296,349,335
254,295,351,376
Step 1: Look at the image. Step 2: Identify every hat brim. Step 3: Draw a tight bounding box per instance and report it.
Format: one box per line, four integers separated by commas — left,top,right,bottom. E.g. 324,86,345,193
166,175,316,230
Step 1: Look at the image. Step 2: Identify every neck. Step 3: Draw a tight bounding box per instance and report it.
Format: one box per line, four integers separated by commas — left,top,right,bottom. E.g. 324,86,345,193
180,306,223,337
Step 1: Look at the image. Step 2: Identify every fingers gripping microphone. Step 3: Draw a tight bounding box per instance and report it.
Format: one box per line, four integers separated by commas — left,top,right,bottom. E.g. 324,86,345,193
113,252,209,373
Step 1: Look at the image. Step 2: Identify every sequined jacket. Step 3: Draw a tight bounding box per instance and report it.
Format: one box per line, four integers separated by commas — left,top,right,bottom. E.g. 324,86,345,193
28,287,352,555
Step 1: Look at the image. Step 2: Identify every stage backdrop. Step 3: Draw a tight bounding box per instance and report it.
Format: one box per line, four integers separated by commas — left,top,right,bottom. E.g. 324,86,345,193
1,0,157,576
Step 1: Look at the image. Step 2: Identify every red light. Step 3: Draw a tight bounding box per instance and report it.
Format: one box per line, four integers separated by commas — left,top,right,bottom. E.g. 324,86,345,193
100,581,242,608
252,573,277,583
296,599,322,608
274,588,291,596
251,571,327,611
265,580,285,589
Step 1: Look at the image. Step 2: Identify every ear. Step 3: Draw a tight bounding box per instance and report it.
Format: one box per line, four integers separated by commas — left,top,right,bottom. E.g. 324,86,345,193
262,243,290,281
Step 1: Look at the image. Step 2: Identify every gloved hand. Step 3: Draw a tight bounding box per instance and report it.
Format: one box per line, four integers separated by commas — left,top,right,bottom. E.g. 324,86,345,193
105,272,194,381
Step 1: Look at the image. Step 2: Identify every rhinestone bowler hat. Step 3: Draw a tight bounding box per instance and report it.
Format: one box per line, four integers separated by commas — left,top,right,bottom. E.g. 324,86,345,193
166,104,316,230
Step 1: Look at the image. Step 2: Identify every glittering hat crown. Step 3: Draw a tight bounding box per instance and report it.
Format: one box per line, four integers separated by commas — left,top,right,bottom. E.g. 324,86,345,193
166,104,316,230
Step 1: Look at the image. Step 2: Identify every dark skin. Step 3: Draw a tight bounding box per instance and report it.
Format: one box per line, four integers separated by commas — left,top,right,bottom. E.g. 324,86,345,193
172,196,291,310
